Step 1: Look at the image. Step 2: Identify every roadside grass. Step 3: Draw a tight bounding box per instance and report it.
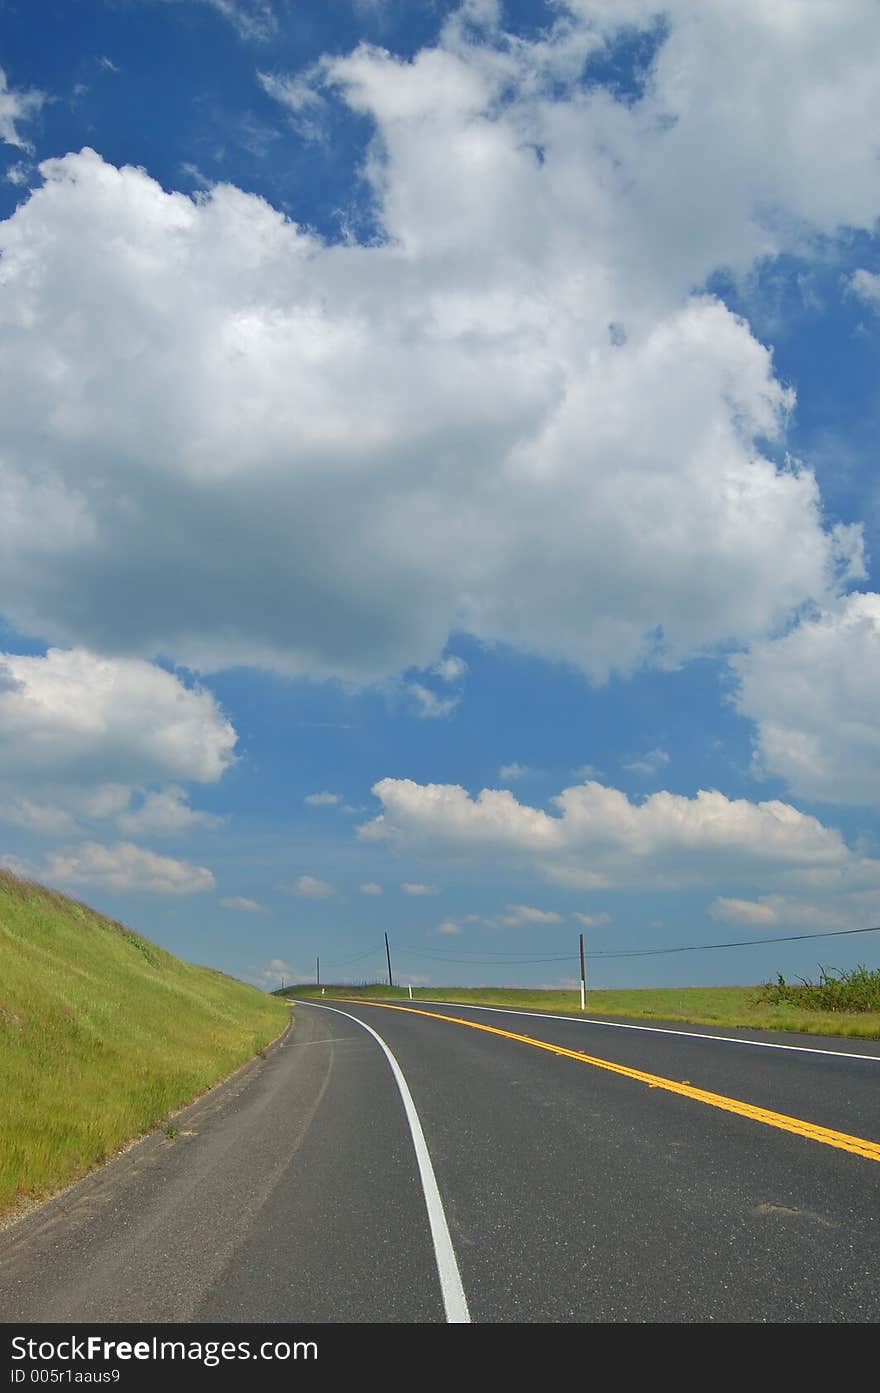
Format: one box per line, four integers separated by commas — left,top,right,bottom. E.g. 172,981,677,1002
756,964,880,1014
0,870,288,1218
282,981,880,1040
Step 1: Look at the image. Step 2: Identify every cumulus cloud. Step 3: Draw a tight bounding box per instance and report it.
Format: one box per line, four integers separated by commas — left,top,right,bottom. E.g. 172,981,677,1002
43,841,215,894
172,0,278,42
499,903,564,925
624,748,670,775
848,269,880,309
0,69,45,151
709,897,778,926
219,895,266,912
257,68,326,142
732,593,880,805
572,911,612,928
436,919,461,935
253,956,299,990
0,853,38,879
5,161,30,187
2,1,877,689
401,882,436,896
709,895,851,930
359,775,880,896
499,762,528,782
572,763,603,779
433,656,468,683
258,70,321,113
359,881,383,895
407,684,461,719
219,0,277,40
0,799,77,835
304,791,341,806
78,786,132,819
117,786,225,837
292,874,334,898
0,650,236,843
0,649,236,784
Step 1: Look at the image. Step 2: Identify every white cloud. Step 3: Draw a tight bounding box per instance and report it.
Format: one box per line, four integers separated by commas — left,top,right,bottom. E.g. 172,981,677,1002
0,69,45,151
359,881,383,895
257,68,326,141
0,649,237,785
360,775,880,896
407,684,461,719
848,269,880,309
0,652,236,846
257,70,322,113
2,1,877,690
252,956,301,990
43,841,215,895
709,895,850,930
304,791,341,806
0,853,38,879
118,786,224,837
180,161,212,190
572,763,603,780
709,897,779,926
189,0,277,42
432,656,468,683
498,762,528,782
219,895,266,912
626,741,674,780
361,780,564,856
401,882,437,896
732,593,880,805
5,162,30,187
499,903,564,925
220,0,277,40
78,785,132,819
436,919,461,935
0,799,77,835
292,874,334,898
97,57,120,74
624,748,670,775
572,911,611,928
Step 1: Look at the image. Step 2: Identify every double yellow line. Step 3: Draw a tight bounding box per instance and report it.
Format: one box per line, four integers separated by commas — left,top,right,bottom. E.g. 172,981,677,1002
331,998,880,1164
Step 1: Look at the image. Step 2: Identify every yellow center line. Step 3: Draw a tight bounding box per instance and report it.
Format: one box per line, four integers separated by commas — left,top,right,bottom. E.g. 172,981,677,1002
326,998,880,1164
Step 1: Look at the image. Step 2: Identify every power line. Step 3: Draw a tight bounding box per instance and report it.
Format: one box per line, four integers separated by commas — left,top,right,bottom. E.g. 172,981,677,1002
322,946,383,968
591,924,880,959
387,922,880,967
395,944,573,962
310,923,880,978
394,950,583,966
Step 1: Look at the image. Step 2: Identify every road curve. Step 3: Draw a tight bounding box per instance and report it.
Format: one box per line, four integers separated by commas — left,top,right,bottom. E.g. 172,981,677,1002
1,998,878,1322
302,997,880,1322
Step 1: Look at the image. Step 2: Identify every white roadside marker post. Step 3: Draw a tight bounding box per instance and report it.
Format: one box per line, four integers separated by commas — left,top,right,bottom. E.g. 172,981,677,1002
579,932,587,1012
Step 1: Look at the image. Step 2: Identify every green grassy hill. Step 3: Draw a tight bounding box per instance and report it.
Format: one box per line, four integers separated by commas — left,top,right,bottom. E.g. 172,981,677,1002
0,869,287,1218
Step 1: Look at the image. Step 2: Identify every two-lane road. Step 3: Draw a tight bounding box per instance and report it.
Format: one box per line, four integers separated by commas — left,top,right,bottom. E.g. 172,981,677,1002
2,997,878,1322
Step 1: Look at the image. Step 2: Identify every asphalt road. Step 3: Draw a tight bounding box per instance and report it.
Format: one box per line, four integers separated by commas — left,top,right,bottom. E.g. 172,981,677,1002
1,997,879,1323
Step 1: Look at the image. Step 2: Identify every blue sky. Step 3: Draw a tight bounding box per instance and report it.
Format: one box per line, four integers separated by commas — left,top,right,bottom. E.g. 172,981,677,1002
1,0,879,991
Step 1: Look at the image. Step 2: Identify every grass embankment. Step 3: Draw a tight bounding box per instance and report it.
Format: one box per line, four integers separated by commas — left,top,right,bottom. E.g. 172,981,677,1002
283,981,880,1040
0,870,288,1218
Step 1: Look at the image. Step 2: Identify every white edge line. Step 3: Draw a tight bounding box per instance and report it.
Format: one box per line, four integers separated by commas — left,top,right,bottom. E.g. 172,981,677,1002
405,1000,880,1064
296,1000,471,1324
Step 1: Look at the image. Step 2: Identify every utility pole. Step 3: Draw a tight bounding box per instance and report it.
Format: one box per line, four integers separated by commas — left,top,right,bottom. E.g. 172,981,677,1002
384,931,393,988
316,956,320,988
579,932,586,1012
